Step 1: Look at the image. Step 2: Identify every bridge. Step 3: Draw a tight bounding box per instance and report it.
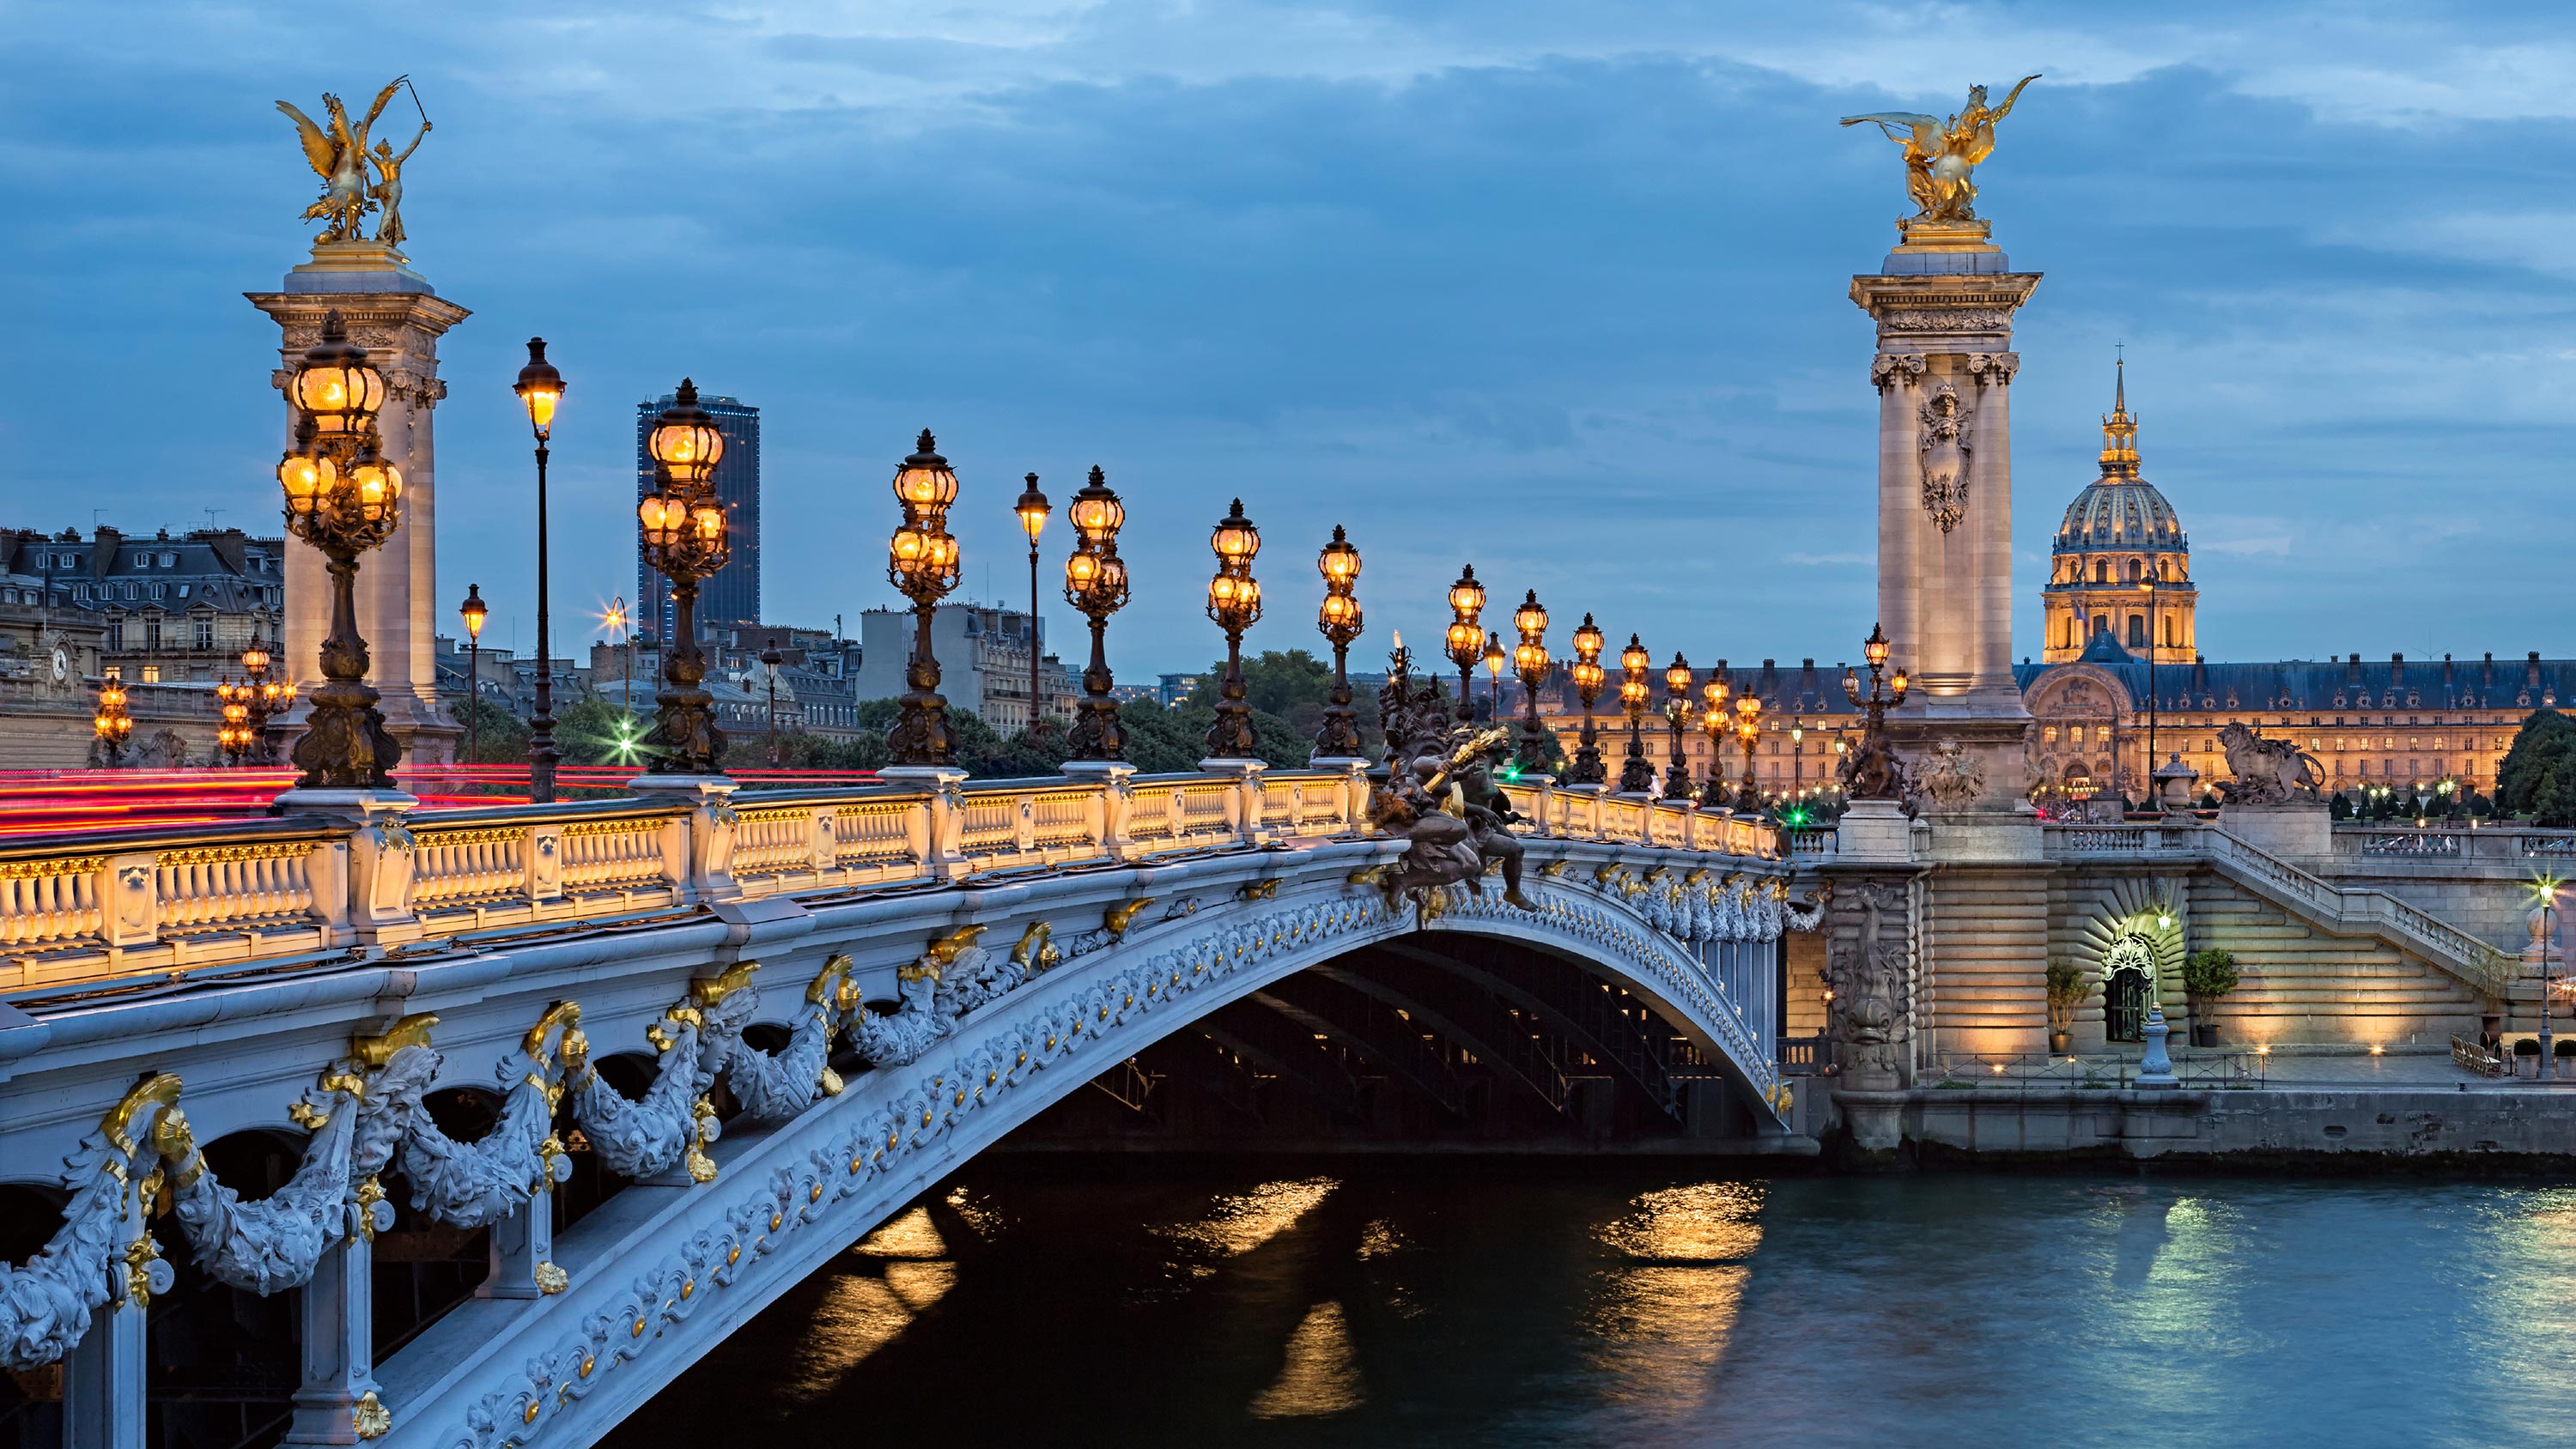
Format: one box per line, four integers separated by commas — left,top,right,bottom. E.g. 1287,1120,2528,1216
0,765,1795,1447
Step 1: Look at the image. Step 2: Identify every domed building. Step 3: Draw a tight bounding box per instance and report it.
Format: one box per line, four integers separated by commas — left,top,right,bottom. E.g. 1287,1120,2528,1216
2039,361,2196,664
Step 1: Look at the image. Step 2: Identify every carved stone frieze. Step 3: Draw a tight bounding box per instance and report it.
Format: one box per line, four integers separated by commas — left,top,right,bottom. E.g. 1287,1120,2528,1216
1879,307,2015,333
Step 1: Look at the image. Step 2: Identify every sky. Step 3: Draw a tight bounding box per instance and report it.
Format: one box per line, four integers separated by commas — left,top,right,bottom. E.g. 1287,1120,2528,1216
6,1,2575,681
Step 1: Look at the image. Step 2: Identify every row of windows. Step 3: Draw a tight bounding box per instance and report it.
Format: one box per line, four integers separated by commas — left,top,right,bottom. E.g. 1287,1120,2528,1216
2056,555,2183,585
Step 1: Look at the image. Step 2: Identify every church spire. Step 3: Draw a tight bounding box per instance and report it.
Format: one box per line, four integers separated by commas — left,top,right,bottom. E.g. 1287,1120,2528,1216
2099,355,2140,479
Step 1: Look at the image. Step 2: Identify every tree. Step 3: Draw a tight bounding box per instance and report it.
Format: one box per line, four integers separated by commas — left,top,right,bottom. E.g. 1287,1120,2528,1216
554,698,637,766
2330,791,2353,821
2498,710,2576,822
454,698,530,765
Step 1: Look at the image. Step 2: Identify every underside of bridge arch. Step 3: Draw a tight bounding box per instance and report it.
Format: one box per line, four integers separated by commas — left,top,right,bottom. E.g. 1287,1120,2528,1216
1003,929,1771,1154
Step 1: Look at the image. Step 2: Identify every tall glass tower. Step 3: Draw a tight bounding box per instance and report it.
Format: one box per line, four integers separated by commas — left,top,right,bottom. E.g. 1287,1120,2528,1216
635,389,761,645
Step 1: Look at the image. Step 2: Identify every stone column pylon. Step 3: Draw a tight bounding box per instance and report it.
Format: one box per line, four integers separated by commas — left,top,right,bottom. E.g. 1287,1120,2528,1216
248,240,470,766
1850,233,2039,820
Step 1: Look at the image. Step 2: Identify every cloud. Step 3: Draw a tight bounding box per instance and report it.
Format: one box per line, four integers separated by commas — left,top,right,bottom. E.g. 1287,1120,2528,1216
7,0,2576,673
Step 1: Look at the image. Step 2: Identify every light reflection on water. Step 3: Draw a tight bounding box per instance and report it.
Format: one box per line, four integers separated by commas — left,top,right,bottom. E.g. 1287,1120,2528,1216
610,1171,2576,1449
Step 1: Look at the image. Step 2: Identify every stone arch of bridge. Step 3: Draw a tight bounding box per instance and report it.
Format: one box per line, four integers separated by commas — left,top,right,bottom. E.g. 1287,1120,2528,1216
358,875,1786,1449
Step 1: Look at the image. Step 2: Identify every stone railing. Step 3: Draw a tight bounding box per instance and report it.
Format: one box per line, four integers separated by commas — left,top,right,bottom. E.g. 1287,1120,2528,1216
0,766,1780,994
2331,823,2576,863
1503,784,1783,861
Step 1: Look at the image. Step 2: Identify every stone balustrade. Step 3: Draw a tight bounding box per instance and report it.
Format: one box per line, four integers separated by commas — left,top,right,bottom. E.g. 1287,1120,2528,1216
1502,783,1784,861
2331,823,2576,862
0,766,1783,994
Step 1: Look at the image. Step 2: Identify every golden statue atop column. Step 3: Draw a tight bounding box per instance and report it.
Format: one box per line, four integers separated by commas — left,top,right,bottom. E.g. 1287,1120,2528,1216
1842,75,2038,250
250,76,465,764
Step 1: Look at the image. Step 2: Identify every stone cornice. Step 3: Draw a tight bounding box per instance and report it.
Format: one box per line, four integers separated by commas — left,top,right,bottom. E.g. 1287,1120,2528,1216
242,291,472,337
1848,272,2044,317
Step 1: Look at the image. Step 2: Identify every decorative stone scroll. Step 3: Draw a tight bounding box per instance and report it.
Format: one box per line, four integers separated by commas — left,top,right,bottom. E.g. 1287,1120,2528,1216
1965,350,2019,385
1869,351,1928,393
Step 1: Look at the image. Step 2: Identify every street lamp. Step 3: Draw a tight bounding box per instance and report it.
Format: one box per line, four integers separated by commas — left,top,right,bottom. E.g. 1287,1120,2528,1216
1734,692,1765,813
457,583,487,765
220,645,291,767
1015,472,1051,737
601,596,635,737
1444,565,1486,722
1482,630,1506,719
1662,653,1695,801
1701,669,1733,807
1313,524,1364,761
2537,876,2562,1078
885,430,963,767
93,676,131,767
274,309,404,790
1617,634,1656,794
1567,614,1607,786
1512,590,1550,774
1064,466,1132,762
637,379,732,775
761,645,784,767
1204,498,1263,760
513,338,567,802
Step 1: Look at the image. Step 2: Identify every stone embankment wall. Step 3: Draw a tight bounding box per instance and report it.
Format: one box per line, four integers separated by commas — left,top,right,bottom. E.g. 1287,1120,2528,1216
1862,1086,2576,1167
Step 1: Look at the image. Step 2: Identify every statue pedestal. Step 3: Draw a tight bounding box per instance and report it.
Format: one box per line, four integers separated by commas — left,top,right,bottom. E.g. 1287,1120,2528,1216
2217,801,2331,863
1834,798,1913,864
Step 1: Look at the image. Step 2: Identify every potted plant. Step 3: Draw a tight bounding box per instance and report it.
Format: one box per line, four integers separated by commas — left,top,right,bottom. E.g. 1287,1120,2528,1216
2181,949,2239,1048
2044,961,2086,1056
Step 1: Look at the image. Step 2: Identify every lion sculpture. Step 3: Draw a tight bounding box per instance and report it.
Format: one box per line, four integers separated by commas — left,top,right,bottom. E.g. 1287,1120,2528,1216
2215,721,2322,804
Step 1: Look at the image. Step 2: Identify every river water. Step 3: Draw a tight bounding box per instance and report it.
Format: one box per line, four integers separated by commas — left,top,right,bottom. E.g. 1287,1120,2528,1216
608,1165,2576,1447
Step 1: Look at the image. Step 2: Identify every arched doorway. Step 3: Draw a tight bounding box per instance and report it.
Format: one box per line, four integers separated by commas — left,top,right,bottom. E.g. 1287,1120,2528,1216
2103,937,2154,1043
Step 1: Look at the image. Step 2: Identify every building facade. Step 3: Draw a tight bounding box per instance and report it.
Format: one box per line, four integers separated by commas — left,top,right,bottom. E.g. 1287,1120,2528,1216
3,526,285,685
854,603,1072,735
635,390,760,641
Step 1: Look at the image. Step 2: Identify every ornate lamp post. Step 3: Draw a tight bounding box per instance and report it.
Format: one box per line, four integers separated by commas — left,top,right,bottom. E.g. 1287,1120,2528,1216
245,646,293,766
636,380,732,776
274,310,404,791
885,431,963,768
93,676,131,767
1512,591,1551,775
1733,693,1765,813
1840,623,1911,801
1443,565,1486,722
1015,472,1051,737
1617,634,1656,794
1700,670,1733,807
1063,467,1132,762
216,676,252,764
1567,614,1607,786
1662,653,1695,801
1477,631,1504,719
1313,525,1364,761
456,583,487,764
1203,499,1263,760
514,338,566,803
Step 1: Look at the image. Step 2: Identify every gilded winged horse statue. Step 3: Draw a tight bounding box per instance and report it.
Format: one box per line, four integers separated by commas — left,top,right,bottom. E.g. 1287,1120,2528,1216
276,79,408,244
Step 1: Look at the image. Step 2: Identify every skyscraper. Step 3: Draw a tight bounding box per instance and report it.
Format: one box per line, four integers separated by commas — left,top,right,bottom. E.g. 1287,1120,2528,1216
635,389,760,645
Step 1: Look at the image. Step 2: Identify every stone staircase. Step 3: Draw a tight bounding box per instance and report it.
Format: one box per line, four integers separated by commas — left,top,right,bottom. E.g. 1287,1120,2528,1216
2188,884,2482,1047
